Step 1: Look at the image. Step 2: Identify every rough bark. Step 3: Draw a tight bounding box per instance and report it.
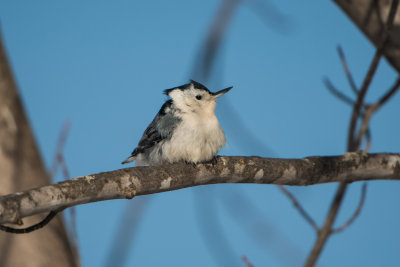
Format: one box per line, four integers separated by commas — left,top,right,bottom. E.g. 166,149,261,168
334,0,400,73
0,152,399,225
0,34,78,266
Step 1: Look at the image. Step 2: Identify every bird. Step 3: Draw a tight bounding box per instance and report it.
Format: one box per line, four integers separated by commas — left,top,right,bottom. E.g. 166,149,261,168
122,80,232,166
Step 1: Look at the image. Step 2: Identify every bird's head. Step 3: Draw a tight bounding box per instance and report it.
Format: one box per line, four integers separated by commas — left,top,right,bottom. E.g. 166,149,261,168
164,80,232,115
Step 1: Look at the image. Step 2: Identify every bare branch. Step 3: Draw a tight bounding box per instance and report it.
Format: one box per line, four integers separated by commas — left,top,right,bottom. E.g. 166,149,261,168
50,119,72,179
374,76,400,109
193,189,240,267
49,120,80,258
354,77,400,149
103,197,150,267
332,183,367,234
0,153,399,226
191,0,240,81
323,78,355,106
277,186,319,232
323,78,373,152
245,0,292,32
242,255,255,267
337,46,359,94
221,189,304,265
364,129,372,153
304,182,348,267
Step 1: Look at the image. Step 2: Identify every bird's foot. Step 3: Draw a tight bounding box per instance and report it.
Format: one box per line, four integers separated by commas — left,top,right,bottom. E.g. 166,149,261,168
184,160,198,167
203,156,218,165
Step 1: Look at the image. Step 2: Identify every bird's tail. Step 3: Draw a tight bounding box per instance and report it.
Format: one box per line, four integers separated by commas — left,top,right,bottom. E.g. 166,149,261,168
121,156,135,164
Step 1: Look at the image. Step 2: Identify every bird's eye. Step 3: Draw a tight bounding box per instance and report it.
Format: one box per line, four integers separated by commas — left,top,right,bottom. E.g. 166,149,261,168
195,95,202,100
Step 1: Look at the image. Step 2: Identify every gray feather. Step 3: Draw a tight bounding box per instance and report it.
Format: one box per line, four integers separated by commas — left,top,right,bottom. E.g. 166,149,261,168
122,100,181,164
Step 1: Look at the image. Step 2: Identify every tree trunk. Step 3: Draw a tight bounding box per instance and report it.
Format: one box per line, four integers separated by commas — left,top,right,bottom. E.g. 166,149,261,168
0,34,78,267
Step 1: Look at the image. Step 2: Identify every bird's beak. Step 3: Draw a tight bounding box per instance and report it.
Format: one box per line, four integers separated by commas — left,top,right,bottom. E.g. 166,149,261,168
212,86,233,99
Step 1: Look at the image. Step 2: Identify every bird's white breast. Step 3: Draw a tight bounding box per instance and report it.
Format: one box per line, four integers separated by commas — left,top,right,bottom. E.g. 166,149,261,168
161,111,226,163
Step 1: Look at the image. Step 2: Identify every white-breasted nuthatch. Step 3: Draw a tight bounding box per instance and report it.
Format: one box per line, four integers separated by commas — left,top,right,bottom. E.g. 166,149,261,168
122,80,232,166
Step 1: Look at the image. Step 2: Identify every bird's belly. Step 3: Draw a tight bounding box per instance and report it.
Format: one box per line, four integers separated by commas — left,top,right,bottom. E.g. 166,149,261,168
162,119,226,163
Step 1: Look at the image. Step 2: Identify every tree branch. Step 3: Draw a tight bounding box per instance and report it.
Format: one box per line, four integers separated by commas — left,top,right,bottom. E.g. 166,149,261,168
323,78,355,106
278,185,319,232
332,183,367,234
304,182,348,267
354,77,400,150
337,45,359,94
0,153,399,226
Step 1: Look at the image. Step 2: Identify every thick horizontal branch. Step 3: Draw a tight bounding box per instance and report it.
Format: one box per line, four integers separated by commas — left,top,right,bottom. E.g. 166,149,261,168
0,153,399,225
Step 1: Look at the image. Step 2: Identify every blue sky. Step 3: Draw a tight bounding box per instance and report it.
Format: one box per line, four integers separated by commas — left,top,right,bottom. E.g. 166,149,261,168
1,1,399,266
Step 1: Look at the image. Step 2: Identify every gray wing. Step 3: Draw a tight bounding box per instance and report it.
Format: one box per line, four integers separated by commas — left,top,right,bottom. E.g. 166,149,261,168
130,100,180,157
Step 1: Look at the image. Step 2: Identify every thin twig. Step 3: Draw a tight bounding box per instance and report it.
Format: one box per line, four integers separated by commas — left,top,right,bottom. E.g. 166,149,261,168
50,119,72,178
355,107,375,152
323,78,355,105
278,186,319,232
354,77,400,149
242,255,255,267
323,78,372,151
374,77,400,109
337,46,359,94
194,188,240,267
50,120,80,261
58,153,79,257
221,189,304,266
192,0,240,81
348,49,381,150
304,182,348,267
103,197,150,267
58,154,71,180
364,129,372,152
245,0,291,32
332,183,367,234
